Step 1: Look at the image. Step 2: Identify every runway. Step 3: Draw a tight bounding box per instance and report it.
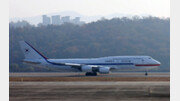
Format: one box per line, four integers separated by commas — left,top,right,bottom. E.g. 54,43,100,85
9,72,170,101
9,72,169,77
10,81,170,101
9,72,169,82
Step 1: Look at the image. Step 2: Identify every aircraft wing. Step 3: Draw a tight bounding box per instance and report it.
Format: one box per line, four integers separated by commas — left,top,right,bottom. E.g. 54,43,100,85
48,61,99,67
48,61,111,70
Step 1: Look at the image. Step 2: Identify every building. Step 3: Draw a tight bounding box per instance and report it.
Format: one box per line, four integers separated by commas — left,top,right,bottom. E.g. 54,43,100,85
39,15,85,26
42,15,51,25
72,17,80,24
61,16,70,23
51,15,61,25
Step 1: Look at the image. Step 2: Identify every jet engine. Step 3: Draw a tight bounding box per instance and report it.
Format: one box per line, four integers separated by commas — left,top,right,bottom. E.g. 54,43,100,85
81,65,92,72
98,67,110,74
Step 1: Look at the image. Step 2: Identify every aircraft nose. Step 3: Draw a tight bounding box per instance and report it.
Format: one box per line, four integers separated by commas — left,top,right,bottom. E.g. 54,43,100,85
153,59,161,66
156,61,161,65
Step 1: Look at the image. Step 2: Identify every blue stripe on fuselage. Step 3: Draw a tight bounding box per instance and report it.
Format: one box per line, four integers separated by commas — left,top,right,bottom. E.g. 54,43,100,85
47,61,134,66
84,63,134,65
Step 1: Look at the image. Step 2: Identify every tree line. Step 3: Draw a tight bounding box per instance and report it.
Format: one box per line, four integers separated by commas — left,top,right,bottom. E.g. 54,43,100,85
9,17,170,72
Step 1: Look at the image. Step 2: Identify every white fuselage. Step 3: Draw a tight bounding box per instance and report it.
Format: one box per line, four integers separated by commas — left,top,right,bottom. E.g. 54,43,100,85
20,41,161,75
24,56,161,72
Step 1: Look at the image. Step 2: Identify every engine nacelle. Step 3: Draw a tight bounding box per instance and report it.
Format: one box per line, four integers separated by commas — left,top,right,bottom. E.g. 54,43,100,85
98,67,110,74
81,65,92,72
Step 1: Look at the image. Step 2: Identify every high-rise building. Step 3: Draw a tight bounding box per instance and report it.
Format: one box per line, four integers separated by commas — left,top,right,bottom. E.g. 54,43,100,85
61,16,70,23
72,17,80,24
42,15,51,25
52,15,61,25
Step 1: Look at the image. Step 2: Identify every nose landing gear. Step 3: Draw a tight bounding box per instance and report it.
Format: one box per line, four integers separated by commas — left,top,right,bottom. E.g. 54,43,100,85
85,72,97,76
145,70,148,76
145,72,148,76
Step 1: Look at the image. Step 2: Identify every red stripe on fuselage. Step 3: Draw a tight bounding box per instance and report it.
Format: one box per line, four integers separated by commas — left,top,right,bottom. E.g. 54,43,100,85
135,64,160,66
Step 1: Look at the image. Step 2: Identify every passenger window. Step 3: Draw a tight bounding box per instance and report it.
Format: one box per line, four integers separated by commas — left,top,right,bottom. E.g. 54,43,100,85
121,60,130,63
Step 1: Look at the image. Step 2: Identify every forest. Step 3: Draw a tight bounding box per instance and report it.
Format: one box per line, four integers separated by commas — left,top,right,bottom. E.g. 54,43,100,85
9,17,170,72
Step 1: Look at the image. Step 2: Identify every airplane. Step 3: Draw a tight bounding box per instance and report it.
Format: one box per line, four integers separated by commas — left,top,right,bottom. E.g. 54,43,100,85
19,41,161,76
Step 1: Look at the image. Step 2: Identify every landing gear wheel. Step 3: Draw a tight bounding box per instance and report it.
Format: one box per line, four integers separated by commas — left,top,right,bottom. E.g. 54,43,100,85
145,72,148,76
93,72,97,76
85,72,90,76
85,72,97,76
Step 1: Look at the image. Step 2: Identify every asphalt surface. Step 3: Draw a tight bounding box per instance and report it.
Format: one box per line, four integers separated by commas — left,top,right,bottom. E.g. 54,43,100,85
9,72,170,77
9,72,170,101
10,81,170,101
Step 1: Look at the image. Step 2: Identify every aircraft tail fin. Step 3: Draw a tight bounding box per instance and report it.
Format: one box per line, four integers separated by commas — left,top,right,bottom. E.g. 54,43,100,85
19,41,48,60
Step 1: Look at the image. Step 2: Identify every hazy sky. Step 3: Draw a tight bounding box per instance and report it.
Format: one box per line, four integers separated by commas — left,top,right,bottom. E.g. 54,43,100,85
9,0,170,18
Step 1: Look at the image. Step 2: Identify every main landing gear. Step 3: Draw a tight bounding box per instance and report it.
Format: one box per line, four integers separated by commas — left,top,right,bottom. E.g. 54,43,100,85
85,72,97,76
